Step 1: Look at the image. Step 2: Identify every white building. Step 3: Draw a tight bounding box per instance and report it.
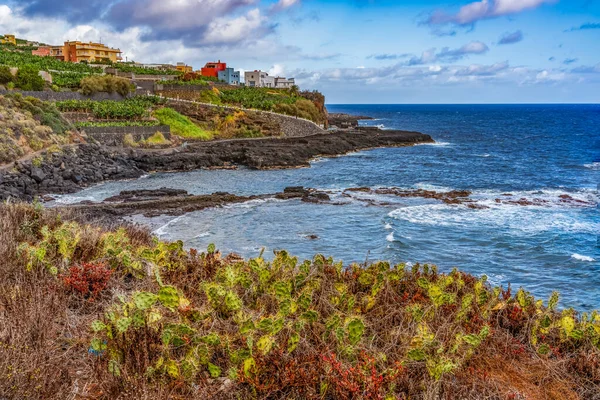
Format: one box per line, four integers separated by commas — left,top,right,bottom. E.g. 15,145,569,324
274,77,295,89
244,70,274,87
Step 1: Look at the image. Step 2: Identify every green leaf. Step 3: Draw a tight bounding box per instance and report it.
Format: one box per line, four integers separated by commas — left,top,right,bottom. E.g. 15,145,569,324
301,310,319,323
207,243,216,254
346,318,365,345
537,344,551,355
208,363,221,378
201,333,221,346
91,338,107,352
407,348,426,361
165,359,179,379
258,318,273,332
108,359,121,377
288,332,300,353
240,320,255,335
257,335,274,355
91,320,106,332
243,357,256,377
116,317,132,334
158,286,180,309
133,292,157,310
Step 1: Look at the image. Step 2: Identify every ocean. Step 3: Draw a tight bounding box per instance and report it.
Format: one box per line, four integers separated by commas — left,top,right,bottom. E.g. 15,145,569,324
57,104,600,310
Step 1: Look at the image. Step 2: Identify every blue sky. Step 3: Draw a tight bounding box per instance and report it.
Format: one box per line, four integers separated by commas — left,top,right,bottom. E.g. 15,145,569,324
1,0,599,103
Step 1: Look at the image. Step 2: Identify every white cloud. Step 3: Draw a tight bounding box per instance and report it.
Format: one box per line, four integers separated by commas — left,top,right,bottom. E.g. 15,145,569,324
426,0,556,26
202,8,267,45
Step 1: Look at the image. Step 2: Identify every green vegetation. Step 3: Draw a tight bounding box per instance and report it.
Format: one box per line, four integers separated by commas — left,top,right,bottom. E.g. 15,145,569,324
56,96,166,120
74,121,160,128
122,132,171,148
80,75,132,97
153,107,213,140
15,65,45,91
113,63,181,76
0,48,102,74
0,203,599,399
0,94,72,164
0,65,13,84
212,87,327,124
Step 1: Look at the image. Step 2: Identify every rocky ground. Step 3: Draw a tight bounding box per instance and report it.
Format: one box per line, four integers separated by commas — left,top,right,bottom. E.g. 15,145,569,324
327,113,374,129
0,127,433,201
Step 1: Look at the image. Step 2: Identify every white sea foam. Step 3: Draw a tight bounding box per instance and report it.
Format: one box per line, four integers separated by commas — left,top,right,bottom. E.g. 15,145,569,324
194,232,211,239
386,232,395,242
584,162,600,170
384,223,393,230
416,141,452,147
571,254,596,262
53,195,98,204
153,215,185,236
388,201,599,235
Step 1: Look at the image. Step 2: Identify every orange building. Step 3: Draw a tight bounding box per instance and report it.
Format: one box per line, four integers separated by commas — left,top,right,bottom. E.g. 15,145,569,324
62,41,122,63
32,46,51,57
201,60,227,78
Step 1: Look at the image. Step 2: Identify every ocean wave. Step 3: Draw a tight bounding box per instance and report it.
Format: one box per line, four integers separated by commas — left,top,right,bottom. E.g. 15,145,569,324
386,232,395,242
153,215,185,236
52,195,99,205
384,223,393,230
388,202,599,234
571,254,596,262
415,141,452,147
584,162,600,170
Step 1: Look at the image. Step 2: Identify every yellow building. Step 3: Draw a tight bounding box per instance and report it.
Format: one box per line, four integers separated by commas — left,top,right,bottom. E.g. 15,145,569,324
176,62,193,73
63,41,122,63
1,34,16,45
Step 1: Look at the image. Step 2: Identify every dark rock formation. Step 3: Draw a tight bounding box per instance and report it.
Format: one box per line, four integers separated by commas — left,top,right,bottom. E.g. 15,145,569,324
69,186,330,218
0,129,433,201
328,113,374,129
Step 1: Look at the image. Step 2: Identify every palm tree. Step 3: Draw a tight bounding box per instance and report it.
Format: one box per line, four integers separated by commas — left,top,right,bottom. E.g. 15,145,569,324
289,84,300,97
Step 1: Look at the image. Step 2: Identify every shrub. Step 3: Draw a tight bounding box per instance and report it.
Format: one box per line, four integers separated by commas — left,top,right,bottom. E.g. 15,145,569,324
80,75,132,97
62,262,112,301
0,65,13,84
15,65,45,91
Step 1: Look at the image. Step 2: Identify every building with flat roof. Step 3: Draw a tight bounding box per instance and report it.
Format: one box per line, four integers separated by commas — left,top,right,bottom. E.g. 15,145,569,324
201,60,227,78
176,62,193,73
1,34,16,45
218,67,240,85
244,70,276,88
274,77,296,89
63,41,122,63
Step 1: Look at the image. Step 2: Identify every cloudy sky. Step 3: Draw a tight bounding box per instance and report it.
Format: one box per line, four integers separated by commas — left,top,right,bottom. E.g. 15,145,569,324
1,0,599,103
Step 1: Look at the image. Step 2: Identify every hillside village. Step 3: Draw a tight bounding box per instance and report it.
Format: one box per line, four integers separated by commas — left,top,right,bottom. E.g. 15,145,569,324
0,33,326,159
5,34,296,89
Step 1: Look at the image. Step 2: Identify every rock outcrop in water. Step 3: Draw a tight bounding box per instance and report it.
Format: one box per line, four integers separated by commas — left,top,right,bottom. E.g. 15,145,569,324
71,186,332,217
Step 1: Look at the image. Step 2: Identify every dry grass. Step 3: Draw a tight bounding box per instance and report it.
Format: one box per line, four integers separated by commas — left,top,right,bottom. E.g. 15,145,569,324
0,203,599,400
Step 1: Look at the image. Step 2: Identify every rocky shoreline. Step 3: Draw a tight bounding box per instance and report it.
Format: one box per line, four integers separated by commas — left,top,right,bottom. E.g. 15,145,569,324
0,127,433,201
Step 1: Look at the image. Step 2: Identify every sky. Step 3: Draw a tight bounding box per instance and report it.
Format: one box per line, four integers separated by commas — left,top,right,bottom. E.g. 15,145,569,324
1,0,599,103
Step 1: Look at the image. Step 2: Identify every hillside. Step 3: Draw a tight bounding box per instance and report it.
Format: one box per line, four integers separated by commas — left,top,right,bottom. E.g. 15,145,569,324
0,94,73,164
0,203,598,399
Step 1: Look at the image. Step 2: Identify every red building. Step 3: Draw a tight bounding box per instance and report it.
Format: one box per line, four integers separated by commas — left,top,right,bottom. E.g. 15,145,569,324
200,60,227,78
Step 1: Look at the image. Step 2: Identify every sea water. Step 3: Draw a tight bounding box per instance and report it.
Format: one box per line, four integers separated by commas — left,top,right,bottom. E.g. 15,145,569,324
57,104,600,309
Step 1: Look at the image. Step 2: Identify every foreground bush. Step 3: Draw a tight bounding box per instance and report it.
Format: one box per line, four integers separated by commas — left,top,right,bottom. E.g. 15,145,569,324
1,203,599,399
80,75,132,97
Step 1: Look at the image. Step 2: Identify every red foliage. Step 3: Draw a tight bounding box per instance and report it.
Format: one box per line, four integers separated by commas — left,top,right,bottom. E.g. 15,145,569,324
322,352,403,400
62,262,112,301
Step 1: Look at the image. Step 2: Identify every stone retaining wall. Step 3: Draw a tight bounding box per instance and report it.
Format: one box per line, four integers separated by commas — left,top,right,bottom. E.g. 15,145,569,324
83,125,171,146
